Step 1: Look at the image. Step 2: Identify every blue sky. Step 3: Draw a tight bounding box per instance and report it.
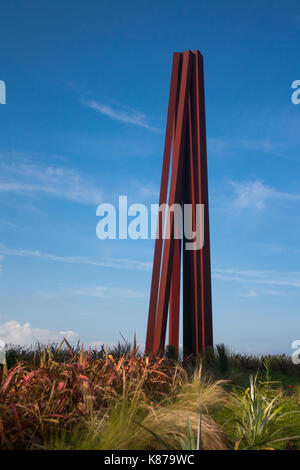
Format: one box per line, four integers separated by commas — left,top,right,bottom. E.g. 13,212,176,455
0,0,300,354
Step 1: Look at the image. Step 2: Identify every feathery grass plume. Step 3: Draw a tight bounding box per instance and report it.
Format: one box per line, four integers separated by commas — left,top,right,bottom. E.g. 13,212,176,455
138,363,227,450
169,362,228,413
140,407,226,450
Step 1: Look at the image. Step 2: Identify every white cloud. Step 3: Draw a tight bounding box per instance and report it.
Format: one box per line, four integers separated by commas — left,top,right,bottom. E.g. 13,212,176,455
0,244,152,271
262,288,288,296
239,288,286,297
69,285,147,299
0,161,101,205
236,138,279,153
0,319,115,349
208,137,284,157
87,340,111,349
230,179,300,210
257,243,287,254
240,290,258,298
134,182,159,199
83,99,161,132
207,137,232,154
43,284,147,299
0,320,79,346
214,268,300,288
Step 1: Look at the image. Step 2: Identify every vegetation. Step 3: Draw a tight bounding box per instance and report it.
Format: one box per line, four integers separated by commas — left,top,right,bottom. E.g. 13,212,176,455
0,339,300,450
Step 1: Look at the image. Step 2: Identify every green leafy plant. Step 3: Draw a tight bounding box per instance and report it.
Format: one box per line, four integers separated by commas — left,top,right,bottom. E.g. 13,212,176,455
226,373,300,449
180,417,197,450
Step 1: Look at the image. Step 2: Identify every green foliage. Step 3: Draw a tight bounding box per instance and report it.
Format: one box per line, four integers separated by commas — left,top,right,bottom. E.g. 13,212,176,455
180,418,197,450
216,344,230,374
223,373,300,449
165,345,178,361
230,353,299,375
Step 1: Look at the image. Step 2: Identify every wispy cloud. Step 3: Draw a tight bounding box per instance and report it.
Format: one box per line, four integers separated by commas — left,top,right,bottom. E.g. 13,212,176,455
230,179,300,210
83,99,161,132
214,268,300,288
0,161,101,205
256,243,300,255
0,218,20,231
208,137,285,157
0,244,152,271
131,181,159,201
256,243,287,254
239,288,286,297
66,285,147,299
240,290,258,298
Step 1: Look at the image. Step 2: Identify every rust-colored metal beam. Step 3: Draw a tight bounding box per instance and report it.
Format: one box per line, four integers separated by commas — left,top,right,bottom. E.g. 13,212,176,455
194,51,213,350
169,236,181,351
145,53,182,355
152,51,193,355
145,50,213,359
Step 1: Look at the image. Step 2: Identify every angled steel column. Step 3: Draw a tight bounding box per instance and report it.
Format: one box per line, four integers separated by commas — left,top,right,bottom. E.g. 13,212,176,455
145,53,182,355
145,50,213,359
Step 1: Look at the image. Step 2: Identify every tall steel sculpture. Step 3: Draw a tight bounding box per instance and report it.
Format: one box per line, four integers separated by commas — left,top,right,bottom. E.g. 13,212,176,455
145,50,213,359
